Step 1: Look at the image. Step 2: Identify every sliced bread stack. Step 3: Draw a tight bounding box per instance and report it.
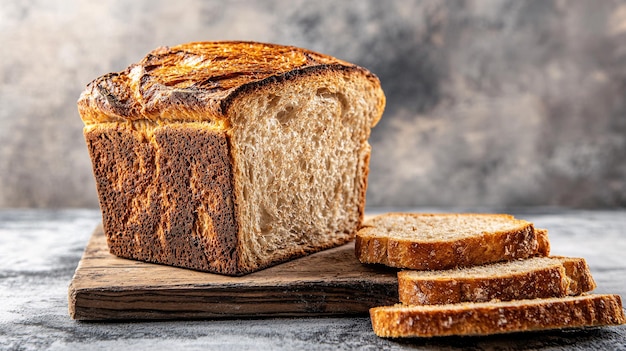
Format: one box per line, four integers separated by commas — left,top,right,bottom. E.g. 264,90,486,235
355,213,626,338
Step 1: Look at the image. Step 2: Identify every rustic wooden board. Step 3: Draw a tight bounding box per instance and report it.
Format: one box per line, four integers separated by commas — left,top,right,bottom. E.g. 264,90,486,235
68,224,398,321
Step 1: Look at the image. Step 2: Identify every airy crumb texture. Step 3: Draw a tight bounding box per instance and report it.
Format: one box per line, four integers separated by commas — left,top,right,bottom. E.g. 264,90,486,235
79,41,385,275
355,213,542,270
397,256,596,305
370,294,626,338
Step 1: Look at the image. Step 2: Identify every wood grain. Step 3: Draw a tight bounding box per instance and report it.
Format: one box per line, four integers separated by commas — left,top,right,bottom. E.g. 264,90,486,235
68,224,398,321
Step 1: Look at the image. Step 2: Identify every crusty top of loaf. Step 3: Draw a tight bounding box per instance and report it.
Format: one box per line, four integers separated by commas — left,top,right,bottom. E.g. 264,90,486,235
78,41,385,125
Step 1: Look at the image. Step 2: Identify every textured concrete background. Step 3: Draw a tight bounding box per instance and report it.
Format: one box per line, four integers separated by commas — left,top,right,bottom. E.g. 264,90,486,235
1,0,625,208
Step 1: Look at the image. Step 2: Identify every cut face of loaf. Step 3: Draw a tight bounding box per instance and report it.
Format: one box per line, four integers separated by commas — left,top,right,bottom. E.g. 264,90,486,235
78,41,385,275
370,294,626,338
398,256,597,305
355,213,546,270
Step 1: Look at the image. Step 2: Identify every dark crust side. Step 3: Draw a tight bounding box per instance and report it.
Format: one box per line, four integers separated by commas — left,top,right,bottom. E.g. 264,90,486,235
85,123,242,275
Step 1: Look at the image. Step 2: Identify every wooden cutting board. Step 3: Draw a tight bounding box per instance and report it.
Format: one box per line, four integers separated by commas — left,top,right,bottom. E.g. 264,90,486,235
68,224,398,321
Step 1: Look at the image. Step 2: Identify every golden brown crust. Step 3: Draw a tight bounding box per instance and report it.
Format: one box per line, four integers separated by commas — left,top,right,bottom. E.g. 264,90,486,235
398,266,567,305
558,256,597,295
535,228,551,256
355,213,541,270
397,257,595,305
370,294,626,338
77,41,384,127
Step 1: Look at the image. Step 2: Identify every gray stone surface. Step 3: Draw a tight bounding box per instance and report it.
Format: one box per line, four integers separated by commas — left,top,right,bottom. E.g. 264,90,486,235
1,209,625,350
1,0,626,208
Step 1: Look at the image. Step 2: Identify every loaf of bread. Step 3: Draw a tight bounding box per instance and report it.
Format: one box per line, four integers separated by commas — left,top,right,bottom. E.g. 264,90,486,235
397,256,596,305
370,294,626,338
78,41,385,275
355,213,546,270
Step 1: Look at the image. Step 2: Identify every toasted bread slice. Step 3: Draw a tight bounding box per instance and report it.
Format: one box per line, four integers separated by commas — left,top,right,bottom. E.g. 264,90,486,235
398,256,596,305
355,213,546,270
370,294,626,338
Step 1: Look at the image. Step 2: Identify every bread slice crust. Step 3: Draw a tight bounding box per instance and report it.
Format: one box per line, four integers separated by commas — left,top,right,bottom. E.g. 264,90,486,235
397,256,597,305
355,213,543,270
370,294,626,338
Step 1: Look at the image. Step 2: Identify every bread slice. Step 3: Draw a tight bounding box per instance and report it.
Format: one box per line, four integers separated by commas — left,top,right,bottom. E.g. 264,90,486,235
398,256,596,305
78,41,385,275
370,294,626,338
355,213,546,270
